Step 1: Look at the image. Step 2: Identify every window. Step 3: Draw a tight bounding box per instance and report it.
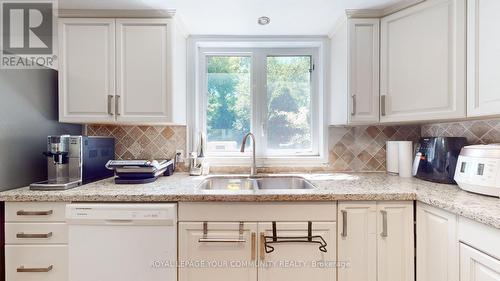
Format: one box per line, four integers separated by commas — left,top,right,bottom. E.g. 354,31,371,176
193,40,326,165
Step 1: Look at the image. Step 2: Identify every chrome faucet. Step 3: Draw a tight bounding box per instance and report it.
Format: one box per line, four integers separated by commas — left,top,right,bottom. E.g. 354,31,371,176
240,132,257,177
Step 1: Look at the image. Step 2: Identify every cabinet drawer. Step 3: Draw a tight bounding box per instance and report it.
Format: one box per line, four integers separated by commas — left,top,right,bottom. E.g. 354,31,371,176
5,245,68,281
6,202,67,222
5,223,68,244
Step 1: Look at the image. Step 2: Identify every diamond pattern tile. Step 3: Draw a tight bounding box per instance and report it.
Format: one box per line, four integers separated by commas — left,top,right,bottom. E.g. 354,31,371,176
421,118,500,145
86,125,186,163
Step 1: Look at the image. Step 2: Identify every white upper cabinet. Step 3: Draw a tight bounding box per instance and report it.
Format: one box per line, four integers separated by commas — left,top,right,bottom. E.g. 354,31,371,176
58,17,187,125
467,0,500,118
116,19,170,123
58,18,116,123
380,0,466,123
331,18,380,125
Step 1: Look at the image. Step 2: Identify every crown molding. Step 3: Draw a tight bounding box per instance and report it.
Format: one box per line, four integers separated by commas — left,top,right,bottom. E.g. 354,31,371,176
346,0,425,18
58,9,176,18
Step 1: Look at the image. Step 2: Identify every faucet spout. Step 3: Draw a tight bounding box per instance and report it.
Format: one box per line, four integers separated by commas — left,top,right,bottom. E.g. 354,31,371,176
240,132,257,177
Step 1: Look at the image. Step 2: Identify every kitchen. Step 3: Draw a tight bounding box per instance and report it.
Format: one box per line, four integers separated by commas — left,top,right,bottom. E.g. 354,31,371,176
0,0,499,281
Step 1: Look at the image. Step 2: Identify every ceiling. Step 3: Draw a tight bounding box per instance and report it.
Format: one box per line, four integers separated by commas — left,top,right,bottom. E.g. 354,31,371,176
59,0,402,35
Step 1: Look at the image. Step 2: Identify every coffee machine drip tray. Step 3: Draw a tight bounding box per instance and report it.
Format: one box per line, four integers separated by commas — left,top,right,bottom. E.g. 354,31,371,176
30,180,81,190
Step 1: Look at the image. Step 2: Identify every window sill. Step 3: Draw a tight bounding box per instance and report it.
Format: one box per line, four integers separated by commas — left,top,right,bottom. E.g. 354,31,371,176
204,155,328,167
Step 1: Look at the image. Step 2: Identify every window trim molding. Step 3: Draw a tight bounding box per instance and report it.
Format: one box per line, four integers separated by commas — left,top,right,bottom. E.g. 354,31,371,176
187,36,330,167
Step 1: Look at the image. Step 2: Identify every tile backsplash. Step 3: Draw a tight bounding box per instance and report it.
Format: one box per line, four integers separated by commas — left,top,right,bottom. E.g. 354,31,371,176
88,119,500,173
87,124,419,173
327,125,420,172
421,118,500,144
86,125,186,161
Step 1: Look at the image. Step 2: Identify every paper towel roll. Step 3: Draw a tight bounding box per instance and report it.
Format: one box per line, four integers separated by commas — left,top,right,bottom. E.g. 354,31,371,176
398,141,414,178
386,141,400,174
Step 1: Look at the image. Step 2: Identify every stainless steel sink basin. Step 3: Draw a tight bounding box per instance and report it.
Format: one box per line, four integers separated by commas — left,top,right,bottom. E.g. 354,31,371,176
198,176,314,190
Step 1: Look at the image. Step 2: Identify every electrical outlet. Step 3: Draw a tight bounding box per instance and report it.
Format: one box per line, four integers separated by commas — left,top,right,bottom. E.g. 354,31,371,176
175,149,185,162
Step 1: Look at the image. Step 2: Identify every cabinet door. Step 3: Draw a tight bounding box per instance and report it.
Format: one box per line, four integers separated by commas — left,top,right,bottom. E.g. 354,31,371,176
377,201,414,281
58,18,116,123
416,202,459,281
257,222,336,281
178,222,257,281
460,243,500,281
116,19,171,123
348,19,380,124
380,0,466,122
338,202,377,281
467,0,500,117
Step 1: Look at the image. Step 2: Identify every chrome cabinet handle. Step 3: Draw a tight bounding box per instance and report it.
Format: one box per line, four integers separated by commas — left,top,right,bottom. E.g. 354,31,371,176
351,94,357,116
16,210,53,216
17,232,53,239
115,95,121,116
341,210,347,237
107,95,114,115
381,95,387,116
17,265,53,273
380,210,388,237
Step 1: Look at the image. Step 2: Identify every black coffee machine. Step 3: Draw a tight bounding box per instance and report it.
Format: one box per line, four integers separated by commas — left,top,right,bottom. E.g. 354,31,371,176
413,137,468,184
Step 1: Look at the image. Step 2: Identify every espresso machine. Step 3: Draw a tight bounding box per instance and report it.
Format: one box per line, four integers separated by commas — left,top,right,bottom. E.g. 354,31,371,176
30,135,115,190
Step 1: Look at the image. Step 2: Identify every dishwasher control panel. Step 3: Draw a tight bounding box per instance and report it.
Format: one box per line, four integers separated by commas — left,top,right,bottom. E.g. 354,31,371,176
66,203,177,224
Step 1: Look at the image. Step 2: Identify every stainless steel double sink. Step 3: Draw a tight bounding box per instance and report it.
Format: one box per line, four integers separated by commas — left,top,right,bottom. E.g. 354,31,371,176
198,176,315,190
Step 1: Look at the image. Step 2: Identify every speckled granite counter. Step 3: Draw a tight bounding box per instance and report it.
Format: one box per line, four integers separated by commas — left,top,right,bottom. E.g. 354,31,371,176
1,173,499,229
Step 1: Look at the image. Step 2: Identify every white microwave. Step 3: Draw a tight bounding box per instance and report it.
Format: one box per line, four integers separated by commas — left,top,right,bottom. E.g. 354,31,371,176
454,144,500,198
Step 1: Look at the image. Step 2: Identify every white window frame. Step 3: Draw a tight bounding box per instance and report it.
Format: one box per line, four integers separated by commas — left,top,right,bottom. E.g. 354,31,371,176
187,37,329,167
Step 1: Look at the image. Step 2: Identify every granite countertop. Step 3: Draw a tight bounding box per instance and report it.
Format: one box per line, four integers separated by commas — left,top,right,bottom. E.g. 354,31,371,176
1,173,499,229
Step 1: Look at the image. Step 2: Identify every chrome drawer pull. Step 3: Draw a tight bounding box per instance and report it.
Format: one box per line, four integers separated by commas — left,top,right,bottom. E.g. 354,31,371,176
17,265,53,273
16,232,53,239
16,210,53,216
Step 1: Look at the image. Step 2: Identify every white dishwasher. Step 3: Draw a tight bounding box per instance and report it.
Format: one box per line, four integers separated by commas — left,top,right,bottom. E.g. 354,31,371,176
66,203,177,281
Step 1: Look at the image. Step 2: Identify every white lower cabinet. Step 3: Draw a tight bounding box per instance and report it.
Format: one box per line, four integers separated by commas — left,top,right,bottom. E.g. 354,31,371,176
5,245,68,281
338,201,414,281
178,221,336,281
5,202,69,281
338,202,377,281
460,243,500,281
178,222,258,281
258,222,336,281
416,202,459,281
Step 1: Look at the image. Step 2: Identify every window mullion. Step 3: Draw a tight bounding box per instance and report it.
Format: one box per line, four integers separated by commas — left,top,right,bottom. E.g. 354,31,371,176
253,50,267,159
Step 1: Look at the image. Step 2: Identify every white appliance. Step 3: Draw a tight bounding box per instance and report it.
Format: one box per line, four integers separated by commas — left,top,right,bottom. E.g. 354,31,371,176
66,203,177,281
454,144,500,197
